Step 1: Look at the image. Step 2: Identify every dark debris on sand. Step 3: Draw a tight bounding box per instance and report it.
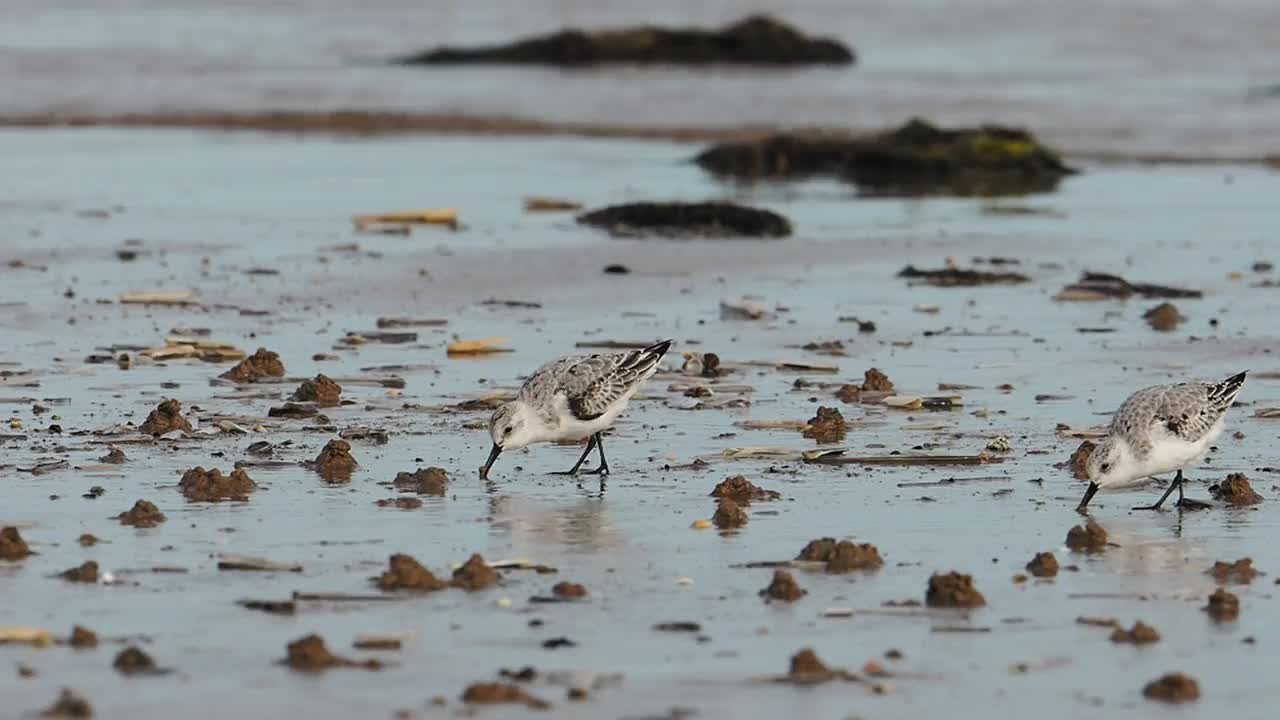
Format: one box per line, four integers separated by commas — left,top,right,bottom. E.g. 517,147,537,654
926,571,986,608
898,265,1029,287
113,646,162,676
696,118,1075,196
577,201,792,239
39,689,93,718
69,626,98,648
393,467,449,495
284,634,382,672
138,399,191,436
862,367,894,393
179,466,257,502
1144,302,1185,331
220,347,285,383
117,500,166,528
98,447,126,464
60,561,98,583
376,554,448,592
1055,271,1203,301
760,569,807,602
461,682,551,710
552,581,587,599
1210,473,1263,505
400,14,853,67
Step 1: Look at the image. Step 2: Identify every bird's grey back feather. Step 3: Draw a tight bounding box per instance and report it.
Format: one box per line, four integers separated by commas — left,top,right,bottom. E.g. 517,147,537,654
518,341,670,422
1109,372,1246,457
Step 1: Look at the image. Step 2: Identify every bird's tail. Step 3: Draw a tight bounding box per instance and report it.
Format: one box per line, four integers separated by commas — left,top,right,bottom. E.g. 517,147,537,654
643,339,673,360
1208,370,1248,411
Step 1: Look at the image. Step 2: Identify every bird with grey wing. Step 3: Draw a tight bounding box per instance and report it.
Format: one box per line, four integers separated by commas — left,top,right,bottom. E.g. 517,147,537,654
1077,371,1247,512
480,340,672,482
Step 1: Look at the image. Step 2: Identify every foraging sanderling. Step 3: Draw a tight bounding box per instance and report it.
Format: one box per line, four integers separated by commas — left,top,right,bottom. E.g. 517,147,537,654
480,339,673,480
1077,371,1247,512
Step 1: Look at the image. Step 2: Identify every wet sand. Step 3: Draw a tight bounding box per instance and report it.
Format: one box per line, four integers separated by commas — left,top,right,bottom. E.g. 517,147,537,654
3,128,1280,718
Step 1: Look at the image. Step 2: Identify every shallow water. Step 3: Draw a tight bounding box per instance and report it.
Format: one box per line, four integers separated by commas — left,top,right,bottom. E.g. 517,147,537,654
3,129,1280,718
3,1,1280,155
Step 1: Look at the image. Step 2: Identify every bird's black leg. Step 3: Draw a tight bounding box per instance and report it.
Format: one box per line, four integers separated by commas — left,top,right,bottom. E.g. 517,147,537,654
583,433,610,476
550,436,597,476
1133,470,1182,511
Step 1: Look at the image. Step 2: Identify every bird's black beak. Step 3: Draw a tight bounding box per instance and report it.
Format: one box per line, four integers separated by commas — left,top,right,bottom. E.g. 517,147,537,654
480,444,502,479
1076,482,1099,513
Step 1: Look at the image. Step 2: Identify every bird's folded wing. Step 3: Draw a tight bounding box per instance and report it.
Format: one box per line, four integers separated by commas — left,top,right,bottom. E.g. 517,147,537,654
555,351,658,420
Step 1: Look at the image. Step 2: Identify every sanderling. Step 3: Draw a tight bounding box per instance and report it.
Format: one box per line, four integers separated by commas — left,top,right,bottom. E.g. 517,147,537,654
1077,371,1247,512
479,339,672,480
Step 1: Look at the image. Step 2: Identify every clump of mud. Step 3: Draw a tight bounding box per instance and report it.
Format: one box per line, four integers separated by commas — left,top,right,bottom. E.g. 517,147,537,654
1025,552,1059,578
77,534,98,547
402,14,853,67
461,682,550,710
1209,558,1259,584
1210,473,1263,505
1204,588,1240,622
712,498,749,529
862,368,894,392
1066,518,1107,553
375,497,423,509
0,526,33,560
60,561,98,583
113,647,157,675
393,467,449,495
313,439,357,481
710,475,780,503
1143,673,1200,703
99,447,126,464
69,625,98,648
138,399,191,436
834,384,860,403
926,572,986,608
783,648,855,685
696,118,1075,196
577,201,792,239
1110,621,1160,645
220,347,285,383
179,467,256,502
452,554,499,591
1067,441,1095,480
291,374,342,407
117,500,165,528
1144,302,1185,331
760,569,807,602
802,406,847,443
376,554,448,592
284,634,381,672
552,581,587,599
797,538,884,573
40,689,93,718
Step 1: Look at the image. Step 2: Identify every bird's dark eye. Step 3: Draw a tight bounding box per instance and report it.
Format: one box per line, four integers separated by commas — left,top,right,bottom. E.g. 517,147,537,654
1100,463,1111,472
503,427,512,435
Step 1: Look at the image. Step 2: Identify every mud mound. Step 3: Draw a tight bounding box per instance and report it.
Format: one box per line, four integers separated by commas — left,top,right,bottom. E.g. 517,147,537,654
1210,473,1263,505
577,201,791,239
696,118,1075,197
291,374,342,407
796,538,883,573
1144,302,1185,331
760,569,806,602
802,406,847,443
220,347,285,383
60,561,98,583
117,500,165,528
862,367,894,392
1209,558,1259,584
1066,518,1107,553
926,572,986,608
1110,621,1160,645
284,634,382,672
393,467,449,495
712,498,748,529
461,682,551,709
552,581,587,599
139,399,191,436
40,689,93,718
99,447,126,464
313,439,357,481
1025,552,1059,578
710,475,781,503
376,554,448,592
113,647,157,675
0,526,33,560
1143,673,1200,703
69,625,98,648
400,15,853,67
452,554,499,591
179,466,256,502
1205,588,1240,622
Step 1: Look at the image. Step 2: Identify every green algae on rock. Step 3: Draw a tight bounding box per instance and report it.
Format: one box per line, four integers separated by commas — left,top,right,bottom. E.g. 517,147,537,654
695,118,1076,197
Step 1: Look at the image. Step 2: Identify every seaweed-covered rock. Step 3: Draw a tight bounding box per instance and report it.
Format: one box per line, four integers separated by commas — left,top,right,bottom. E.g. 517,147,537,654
577,201,791,239
399,15,853,67
696,118,1076,197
